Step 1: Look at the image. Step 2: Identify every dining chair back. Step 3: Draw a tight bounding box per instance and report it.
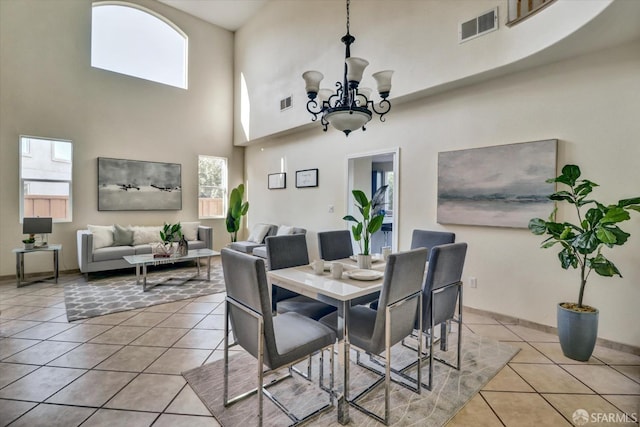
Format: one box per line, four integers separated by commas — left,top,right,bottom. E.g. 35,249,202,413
318,230,354,261
221,248,336,425
266,234,337,320
343,248,428,424
410,229,455,255
421,242,467,390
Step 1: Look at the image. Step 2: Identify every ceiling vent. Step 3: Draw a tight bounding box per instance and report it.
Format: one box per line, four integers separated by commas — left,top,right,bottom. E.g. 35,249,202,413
280,96,292,111
459,7,498,43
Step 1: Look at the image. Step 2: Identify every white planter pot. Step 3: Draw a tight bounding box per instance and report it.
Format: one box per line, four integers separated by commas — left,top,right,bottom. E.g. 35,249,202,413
357,254,372,269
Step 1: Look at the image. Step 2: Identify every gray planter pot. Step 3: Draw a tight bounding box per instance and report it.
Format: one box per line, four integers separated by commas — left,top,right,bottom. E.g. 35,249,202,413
557,303,599,362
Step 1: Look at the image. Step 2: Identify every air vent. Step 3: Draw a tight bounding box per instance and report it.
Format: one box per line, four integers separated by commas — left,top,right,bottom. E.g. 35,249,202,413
280,96,292,111
459,7,498,43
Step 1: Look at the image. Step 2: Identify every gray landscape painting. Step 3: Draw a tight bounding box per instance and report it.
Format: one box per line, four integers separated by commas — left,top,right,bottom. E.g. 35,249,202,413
98,157,182,211
437,139,557,228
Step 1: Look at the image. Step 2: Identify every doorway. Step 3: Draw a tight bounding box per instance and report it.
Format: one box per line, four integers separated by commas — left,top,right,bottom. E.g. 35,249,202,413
346,148,399,253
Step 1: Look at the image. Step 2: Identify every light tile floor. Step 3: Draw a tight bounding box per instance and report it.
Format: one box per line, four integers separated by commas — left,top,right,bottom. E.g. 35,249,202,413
1,274,638,426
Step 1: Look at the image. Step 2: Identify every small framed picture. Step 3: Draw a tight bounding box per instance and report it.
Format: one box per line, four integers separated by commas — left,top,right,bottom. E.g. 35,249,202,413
268,172,286,189
296,169,319,188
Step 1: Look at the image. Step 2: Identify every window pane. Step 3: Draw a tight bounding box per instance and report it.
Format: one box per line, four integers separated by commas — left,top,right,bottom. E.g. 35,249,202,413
91,4,187,89
22,181,71,220
198,156,227,218
20,136,72,222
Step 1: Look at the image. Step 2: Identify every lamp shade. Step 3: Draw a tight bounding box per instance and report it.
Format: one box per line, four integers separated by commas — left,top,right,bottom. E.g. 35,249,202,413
345,57,369,85
325,108,372,135
302,71,324,94
372,70,393,95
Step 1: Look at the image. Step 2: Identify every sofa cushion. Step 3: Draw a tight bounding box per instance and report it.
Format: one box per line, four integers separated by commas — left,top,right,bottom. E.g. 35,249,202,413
113,224,134,246
134,244,153,255
252,246,267,258
247,223,271,243
131,226,162,245
88,225,114,250
181,221,200,241
229,241,264,253
93,245,135,262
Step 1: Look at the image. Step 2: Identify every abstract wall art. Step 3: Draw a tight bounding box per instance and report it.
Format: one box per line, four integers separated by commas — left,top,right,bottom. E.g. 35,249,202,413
98,157,182,211
437,139,557,228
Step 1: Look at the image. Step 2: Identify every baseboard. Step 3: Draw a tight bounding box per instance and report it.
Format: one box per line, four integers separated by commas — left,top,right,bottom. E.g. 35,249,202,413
463,305,640,356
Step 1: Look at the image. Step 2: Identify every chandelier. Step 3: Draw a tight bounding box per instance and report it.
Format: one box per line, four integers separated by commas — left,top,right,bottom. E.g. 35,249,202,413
302,0,393,136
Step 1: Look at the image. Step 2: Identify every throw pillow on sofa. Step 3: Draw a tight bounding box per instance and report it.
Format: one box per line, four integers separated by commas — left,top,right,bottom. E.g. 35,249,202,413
247,223,271,243
113,224,134,246
131,226,163,245
180,221,200,241
88,225,114,250
276,225,294,236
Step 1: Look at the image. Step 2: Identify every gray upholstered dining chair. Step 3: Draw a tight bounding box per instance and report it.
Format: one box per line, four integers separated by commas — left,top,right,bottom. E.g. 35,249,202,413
319,248,428,425
413,242,467,390
267,234,337,320
221,248,336,426
317,230,354,261
410,229,456,254
318,229,379,306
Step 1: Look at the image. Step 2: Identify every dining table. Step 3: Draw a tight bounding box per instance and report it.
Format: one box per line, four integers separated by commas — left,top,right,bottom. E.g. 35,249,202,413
267,255,386,425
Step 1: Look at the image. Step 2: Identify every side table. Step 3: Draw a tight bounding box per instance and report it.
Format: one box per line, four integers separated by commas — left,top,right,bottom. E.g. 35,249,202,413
12,244,61,287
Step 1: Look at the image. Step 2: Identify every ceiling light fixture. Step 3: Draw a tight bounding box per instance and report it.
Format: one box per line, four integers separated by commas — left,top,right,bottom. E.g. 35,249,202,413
302,0,393,136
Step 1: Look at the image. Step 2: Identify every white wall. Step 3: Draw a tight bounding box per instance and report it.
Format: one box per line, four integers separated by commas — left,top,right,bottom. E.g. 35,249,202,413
234,0,616,144
243,40,640,347
0,0,241,276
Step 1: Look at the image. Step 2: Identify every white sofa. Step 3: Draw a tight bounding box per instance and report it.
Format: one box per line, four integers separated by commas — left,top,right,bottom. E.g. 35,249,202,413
77,223,213,277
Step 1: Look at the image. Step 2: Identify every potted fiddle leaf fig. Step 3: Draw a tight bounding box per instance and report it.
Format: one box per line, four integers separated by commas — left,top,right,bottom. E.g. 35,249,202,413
343,185,388,269
529,164,640,361
226,183,249,243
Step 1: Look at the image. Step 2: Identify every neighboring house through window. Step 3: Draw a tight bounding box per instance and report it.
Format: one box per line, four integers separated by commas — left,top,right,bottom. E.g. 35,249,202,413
198,156,228,219
20,136,73,222
91,2,188,89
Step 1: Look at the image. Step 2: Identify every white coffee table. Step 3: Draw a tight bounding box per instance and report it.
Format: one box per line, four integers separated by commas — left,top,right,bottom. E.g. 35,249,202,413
123,248,220,291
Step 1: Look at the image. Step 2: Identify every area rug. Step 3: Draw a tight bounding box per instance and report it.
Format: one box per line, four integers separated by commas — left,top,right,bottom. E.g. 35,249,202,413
64,262,225,322
183,331,519,426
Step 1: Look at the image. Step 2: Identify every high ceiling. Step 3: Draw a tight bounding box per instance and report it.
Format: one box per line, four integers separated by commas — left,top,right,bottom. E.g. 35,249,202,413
157,0,268,31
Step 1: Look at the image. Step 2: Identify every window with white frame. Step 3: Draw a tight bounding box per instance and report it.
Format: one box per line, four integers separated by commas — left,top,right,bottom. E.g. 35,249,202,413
91,2,188,89
20,136,73,222
198,156,227,219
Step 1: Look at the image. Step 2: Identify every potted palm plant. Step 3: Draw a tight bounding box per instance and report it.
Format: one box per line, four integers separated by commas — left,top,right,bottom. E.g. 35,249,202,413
529,164,639,361
343,185,388,269
226,183,249,243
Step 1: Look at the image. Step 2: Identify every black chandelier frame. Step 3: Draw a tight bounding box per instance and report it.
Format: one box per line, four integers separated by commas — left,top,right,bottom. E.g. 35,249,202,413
304,1,391,135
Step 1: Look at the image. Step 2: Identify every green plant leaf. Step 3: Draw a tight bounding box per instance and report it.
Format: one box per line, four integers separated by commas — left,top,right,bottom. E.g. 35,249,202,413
600,225,630,246
618,197,640,208
528,218,546,235
560,164,581,186
588,254,622,277
601,207,630,224
573,231,600,254
352,190,368,208
549,191,576,204
343,215,358,222
558,247,577,269
367,214,385,234
595,227,616,245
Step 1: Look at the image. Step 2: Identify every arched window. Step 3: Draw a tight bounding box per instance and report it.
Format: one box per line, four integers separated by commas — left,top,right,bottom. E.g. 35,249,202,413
91,2,188,89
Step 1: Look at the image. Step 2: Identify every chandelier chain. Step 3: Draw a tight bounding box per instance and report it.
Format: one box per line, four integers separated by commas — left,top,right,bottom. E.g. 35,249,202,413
346,0,350,34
